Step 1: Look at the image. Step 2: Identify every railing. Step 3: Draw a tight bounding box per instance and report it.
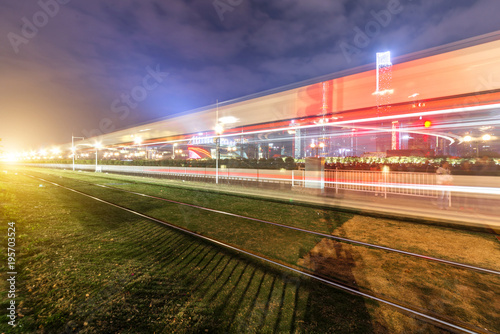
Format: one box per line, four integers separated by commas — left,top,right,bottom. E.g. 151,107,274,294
24,164,500,208
293,169,449,205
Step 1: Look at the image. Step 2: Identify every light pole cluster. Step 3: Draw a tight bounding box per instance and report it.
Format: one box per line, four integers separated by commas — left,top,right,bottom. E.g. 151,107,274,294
463,134,492,157
310,142,325,157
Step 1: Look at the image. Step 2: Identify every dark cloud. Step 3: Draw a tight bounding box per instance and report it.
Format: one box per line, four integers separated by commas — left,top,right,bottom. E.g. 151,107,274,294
1,0,500,152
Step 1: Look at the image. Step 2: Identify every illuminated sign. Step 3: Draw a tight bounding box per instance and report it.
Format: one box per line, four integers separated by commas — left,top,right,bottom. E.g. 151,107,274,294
189,135,236,147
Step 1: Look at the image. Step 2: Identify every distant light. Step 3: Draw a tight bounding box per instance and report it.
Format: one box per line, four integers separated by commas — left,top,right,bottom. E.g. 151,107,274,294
139,129,150,132
424,120,432,128
319,142,325,149
134,137,143,145
463,135,472,142
95,142,103,149
482,134,492,141
408,93,420,98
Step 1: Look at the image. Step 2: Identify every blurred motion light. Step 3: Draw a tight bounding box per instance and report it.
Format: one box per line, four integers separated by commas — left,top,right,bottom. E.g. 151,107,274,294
219,116,238,124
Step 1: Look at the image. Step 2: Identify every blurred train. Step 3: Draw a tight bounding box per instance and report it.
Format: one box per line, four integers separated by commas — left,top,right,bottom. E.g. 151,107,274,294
73,31,500,159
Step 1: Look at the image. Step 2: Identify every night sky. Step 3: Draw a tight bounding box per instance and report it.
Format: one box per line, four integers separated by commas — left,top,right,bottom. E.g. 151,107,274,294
1,0,500,152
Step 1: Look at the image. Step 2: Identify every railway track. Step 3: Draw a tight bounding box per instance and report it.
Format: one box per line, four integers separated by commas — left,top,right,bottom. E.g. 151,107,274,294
24,171,499,334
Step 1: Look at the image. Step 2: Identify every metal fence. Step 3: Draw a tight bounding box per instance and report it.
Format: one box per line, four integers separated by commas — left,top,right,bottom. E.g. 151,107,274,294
25,163,475,207
293,169,446,202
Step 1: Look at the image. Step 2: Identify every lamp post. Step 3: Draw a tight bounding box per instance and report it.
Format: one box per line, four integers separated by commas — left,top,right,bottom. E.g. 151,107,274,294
95,142,102,172
71,136,84,171
172,143,177,159
480,134,492,157
215,124,224,184
464,134,491,157
310,142,325,157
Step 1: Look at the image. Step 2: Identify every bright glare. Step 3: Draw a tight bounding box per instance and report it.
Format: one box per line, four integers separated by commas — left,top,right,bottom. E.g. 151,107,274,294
0,152,17,162
134,137,143,145
376,51,392,67
463,135,472,142
215,123,224,135
95,142,103,149
482,134,491,141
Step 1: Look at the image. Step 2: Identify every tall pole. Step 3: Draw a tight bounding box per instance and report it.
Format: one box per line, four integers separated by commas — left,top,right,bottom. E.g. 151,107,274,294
216,137,219,184
216,99,219,184
72,135,84,171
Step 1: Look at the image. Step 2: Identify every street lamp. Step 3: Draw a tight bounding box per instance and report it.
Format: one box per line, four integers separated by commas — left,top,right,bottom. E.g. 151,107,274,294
94,142,102,172
310,142,325,157
215,124,224,184
172,143,178,159
479,134,492,157
71,136,85,171
464,134,492,157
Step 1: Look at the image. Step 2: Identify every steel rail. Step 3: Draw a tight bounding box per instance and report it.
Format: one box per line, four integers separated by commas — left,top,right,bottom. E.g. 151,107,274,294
69,178,500,277
25,173,484,334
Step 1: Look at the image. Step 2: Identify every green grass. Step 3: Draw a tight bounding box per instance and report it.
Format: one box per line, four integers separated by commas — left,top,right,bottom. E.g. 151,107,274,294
2,166,498,333
0,167,406,333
